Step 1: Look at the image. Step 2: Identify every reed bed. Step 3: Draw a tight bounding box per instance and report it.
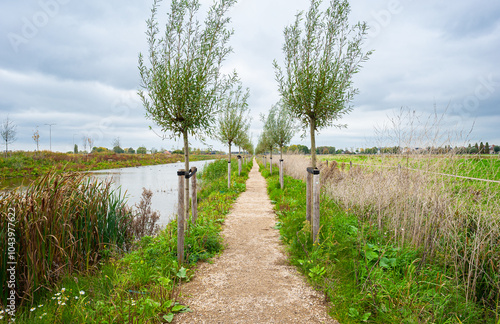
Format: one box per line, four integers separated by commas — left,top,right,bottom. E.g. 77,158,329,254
0,171,133,307
280,153,500,306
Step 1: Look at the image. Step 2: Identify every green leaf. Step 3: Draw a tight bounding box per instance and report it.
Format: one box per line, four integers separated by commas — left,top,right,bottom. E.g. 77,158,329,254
172,304,186,313
362,312,371,321
365,250,378,262
348,308,359,318
163,313,174,323
380,257,397,269
158,277,172,287
162,300,173,309
177,267,187,279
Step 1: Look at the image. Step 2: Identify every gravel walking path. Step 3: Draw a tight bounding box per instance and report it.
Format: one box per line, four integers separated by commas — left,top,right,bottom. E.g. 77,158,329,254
175,159,337,324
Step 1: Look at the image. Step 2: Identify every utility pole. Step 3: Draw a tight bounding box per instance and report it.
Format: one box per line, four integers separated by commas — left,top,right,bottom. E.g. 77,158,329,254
45,123,56,151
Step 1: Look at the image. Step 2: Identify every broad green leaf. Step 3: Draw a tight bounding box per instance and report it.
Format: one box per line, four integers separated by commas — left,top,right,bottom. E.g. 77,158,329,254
172,304,186,313
164,313,174,323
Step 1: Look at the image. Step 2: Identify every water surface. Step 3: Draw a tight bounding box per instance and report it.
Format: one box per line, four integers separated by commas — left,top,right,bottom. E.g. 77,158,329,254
91,160,214,226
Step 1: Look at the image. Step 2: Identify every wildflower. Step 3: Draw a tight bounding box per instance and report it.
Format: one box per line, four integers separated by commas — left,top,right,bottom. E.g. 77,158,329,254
61,302,66,306
0,315,3,320
75,296,79,300
55,292,61,296
30,307,36,312
38,305,43,308
61,288,66,293
52,297,56,300
79,290,85,295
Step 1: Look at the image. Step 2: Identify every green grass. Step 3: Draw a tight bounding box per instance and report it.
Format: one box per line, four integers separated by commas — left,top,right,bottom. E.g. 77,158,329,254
1,158,252,323
260,163,497,323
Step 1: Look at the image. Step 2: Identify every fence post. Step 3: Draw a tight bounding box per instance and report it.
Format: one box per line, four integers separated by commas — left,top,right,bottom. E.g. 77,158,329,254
312,169,320,243
228,161,231,188
238,155,242,176
270,157,272,175
306,169,312,223
177,170,185,263
190,167,198,224
279,159,284,189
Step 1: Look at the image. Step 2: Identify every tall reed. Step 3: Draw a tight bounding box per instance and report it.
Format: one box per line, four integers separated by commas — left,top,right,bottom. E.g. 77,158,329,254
0,171,133,307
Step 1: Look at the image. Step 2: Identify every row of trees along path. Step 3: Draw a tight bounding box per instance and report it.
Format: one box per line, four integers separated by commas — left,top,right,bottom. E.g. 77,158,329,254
175,159,337,323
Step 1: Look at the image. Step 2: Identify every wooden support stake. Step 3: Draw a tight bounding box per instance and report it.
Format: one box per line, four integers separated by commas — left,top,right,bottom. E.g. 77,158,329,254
238,155,242,176
191,167,197,224
312,170,320,243
177,170,185,263
306,170,312,223
279,159,284,189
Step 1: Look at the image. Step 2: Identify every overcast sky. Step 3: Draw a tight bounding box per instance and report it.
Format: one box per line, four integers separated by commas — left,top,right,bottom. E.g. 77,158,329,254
1,0,499,153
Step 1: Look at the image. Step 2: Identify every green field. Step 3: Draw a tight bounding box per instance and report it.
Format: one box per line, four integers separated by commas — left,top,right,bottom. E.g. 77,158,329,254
319,154,500,181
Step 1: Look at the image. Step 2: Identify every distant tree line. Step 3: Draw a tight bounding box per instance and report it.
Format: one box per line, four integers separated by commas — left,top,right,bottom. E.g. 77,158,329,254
276,142,500,156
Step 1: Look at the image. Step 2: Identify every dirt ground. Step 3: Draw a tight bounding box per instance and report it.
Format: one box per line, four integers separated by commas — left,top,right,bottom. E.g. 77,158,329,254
175,159,338,324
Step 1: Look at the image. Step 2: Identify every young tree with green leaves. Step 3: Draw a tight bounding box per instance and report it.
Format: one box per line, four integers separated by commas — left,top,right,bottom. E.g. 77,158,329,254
215,82,250,187
274,0,371,168
138,0,236,226
260,113,278,173
268,100,296,160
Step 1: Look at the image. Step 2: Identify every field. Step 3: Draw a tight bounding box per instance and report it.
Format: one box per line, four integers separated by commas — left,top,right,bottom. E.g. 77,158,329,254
319,154,500,181
0,151,221,188
264,153,500,322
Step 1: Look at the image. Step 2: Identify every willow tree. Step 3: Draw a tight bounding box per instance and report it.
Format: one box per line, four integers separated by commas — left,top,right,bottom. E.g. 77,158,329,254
215,82,250,187
268,101,296,160
274,0,371,168
260,113,278,173
138,0,236,223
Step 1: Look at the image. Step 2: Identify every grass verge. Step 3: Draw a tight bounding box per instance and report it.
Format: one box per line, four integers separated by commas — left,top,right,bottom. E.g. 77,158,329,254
0,158,251,323
260,163,498,323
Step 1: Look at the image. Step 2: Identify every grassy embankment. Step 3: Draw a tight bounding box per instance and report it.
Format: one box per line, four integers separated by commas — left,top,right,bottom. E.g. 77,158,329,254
260,154,500,323
0,151,221,181
0,158,251,323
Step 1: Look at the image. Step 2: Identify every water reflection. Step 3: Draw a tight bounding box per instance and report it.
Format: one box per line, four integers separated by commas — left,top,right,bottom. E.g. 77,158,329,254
91,160,214,226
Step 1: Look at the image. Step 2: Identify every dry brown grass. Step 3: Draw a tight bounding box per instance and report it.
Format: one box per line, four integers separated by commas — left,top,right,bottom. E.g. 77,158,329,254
279,153,500,304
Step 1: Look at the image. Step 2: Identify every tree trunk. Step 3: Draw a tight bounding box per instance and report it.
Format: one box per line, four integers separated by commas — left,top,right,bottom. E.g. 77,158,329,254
228,142,232,188
310,118,317,168
183,130,190,227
